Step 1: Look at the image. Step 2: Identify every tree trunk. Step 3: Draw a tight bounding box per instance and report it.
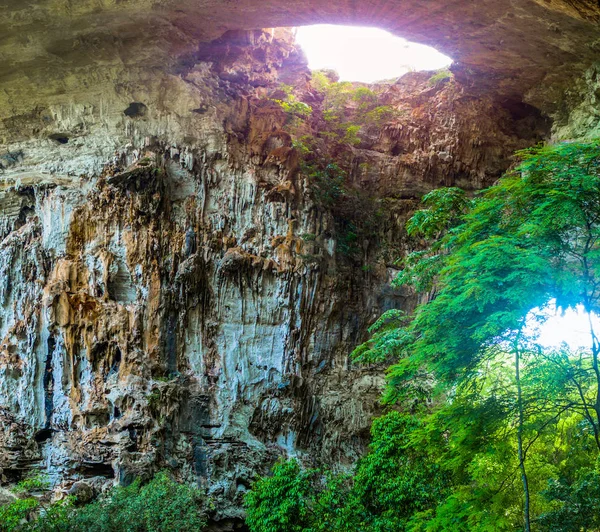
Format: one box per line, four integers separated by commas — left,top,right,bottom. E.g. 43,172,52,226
516,347,531,532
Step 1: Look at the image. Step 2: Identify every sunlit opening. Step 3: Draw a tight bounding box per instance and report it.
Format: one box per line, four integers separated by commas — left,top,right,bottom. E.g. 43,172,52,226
527,300,600,350
295,25,453,83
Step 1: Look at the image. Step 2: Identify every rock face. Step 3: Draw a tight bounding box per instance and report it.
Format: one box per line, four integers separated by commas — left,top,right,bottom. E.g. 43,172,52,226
0,27,552,524
1,0,597,523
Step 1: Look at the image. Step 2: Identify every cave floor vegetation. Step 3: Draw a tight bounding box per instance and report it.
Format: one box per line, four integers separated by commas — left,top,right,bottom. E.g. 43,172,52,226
0,471,208,532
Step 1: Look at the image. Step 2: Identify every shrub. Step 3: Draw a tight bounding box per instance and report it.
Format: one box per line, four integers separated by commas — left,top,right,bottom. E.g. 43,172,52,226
12,475,49,496
244,460,315,532
2,471,207,532
0,499,39,532
66,471,206,532
273,100,312,117
245,413,448,532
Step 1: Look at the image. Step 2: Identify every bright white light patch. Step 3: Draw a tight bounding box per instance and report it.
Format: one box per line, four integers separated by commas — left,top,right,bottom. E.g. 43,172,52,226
527,300,600,351
294,25,453,83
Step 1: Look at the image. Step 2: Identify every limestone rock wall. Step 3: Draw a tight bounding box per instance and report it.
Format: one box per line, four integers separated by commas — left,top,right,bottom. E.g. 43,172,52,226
0,29,550,523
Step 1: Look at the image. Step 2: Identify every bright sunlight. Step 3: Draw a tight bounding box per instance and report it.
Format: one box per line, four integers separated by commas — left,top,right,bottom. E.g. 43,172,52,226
528,300,600,350
294,25,453,83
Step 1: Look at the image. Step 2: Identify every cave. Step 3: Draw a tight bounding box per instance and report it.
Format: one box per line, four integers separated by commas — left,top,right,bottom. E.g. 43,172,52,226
2,1,600,530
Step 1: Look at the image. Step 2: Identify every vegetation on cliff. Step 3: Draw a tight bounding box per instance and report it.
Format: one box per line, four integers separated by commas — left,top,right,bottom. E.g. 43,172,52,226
245,140,600,531
271,71,403,262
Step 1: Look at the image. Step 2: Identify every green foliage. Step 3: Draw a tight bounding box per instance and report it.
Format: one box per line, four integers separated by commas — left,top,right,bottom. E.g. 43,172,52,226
269,72,400,264
350,309,412,364
306,162,346,208
147,388,162,413
395,187,472,294
245,413,449,532
29,498,75,532
13,475,50,495
300,160,378,259
272,99,312,118
3,472,207,532
539,469,600,531
404,188,470,241
310,71,398,149
68,471,206,532
353,412,450,531
244,460,316,532
247,140,600,531
270,85,312,119
427,69,453,87
382,141,600,383
363,105,398,125
292,137,313,155
341,124,361,146
270,140,600,531
356,140,600,529
352,86,378,104
309,70,336,91
278,83,295,97
0,499,39,532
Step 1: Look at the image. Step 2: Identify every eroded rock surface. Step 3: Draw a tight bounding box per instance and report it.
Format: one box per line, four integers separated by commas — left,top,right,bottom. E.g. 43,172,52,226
0,29,551,522
2,0,600,124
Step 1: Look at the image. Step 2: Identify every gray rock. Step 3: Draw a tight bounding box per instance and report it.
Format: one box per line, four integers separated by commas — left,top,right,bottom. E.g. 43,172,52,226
68,481,94,504
0,487,17,507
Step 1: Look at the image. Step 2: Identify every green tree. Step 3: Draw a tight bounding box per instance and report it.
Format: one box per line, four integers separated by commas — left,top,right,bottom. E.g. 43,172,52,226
383,140,600,529
244,413,449,532
352,412,450,532
245,459,316,532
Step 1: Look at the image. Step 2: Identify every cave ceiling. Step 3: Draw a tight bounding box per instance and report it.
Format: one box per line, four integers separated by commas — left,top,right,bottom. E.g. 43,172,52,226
1,0,600,125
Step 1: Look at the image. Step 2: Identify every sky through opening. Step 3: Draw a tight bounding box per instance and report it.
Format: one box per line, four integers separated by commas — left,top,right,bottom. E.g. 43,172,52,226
527,300,600,351
295,25,453,83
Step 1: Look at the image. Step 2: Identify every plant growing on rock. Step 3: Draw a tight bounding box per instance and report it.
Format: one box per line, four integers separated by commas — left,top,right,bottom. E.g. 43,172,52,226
244,413,449,532
12,475,50,496
310,71,399,148
0,499,39,532
270,84,312,120
300,160,379,260
427,68,453,87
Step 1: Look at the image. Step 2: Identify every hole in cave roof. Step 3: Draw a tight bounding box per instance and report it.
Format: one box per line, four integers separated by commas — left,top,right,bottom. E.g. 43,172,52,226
293,24,453,83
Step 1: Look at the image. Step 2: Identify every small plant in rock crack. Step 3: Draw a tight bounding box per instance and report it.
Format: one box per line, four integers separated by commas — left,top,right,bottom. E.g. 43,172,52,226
428,67,453,87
